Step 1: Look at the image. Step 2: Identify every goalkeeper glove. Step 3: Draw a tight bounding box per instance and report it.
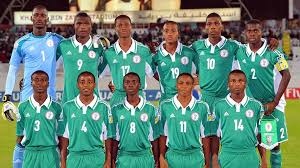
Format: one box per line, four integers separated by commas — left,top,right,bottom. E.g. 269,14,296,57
2,95,18,121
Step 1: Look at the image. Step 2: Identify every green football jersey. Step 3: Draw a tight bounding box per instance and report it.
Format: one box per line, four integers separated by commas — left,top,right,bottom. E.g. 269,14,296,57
16,95,62,148
215,94,264,151
57,36,104,103
57,95,113,152
102,39,153,92
111,96,160,152
191,36,240,98
153,42,198,101
160,96,208,150
236,40,289,106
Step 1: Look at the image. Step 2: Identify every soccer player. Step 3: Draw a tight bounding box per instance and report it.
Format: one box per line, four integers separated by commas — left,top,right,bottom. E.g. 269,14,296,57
215,70,264,168
159,73,208,168
57,12,106,104
152,20,198,102
58,71,113,168
2,5,63,168
236,19,291,168
16,70,62,168
101,15,153,105
111,72,160,168
191,13,278,167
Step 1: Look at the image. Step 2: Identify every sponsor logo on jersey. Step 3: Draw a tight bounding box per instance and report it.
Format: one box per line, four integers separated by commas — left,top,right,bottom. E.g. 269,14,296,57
140,113,148,122
224,112,229,116
265,122,273,132
260,58,269,67
191,112,199,121
220,49,229,58
71,113,76,118
181,56,189,65
88,51,96,59
170,113,175,118
25,113,30,118
245,109,254,118
161,62,166,67
45,111,54,120
58,113,64,121
66,51,72,55
133,55,141,63
120,115,125,120
91,112,100,121
200,51,205,56
113,59,118,63
46,39,54,47
242,59,247,63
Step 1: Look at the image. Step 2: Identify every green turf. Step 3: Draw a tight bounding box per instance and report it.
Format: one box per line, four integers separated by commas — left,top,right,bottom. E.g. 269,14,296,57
0,100,299,168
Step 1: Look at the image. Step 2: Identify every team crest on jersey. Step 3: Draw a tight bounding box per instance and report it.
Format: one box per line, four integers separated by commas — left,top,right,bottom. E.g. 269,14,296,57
133,55,141,63
191,112,199,121
45,111,54,120
245,109,254,118
181,56,189,65
46,39,54,47
220,49,229,58
91,112,100,121
260,58,269,67
207,113,215,121
140,113,148,122
265,122,273,132
88,51,96,59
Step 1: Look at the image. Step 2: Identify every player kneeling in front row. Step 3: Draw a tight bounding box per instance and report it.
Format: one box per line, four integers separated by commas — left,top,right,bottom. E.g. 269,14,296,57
111,72,160,168
159,73,209,168
58,71,113,168
215,70,264,168
16,70,62,168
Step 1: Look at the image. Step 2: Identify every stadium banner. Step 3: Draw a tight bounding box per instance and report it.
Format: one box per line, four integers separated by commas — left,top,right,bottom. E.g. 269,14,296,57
14,8,241,25
284,88,300,99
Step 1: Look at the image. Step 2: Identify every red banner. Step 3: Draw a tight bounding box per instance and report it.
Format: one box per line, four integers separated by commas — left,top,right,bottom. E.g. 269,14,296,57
285,88,300,99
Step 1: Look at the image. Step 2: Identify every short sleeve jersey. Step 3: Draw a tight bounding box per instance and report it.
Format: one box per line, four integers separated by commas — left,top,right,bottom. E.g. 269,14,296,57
191,36,240,97
215,94,264,152
16,95,62,148
160,96,208,150
111,96,160,152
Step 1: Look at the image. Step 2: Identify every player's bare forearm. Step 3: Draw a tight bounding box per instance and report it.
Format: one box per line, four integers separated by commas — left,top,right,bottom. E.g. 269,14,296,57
104,139,112,168
151,139,159,167
275,69,291,104
58,136,69,168
159,136,167,157
211,136,220,168
202,137,211,168
16,136,23,144
111,140,119,168
257,134,267,168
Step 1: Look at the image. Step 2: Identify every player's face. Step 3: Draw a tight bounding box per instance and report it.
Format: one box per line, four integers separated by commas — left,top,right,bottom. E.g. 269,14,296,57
163,23,179,43
228,73,246,95
115,18,132,38
246,24,262,44
176,75,194,97
31,8,48,29
74,16,92,38
77,74,95,96
123,75,140,95
205,17,223,38
31,73,49,94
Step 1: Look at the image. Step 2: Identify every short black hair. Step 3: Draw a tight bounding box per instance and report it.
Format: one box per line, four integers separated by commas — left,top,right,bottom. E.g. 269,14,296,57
163,20,180,32
246,19,262,27
177,73,194,83
77,71,95,83
32,5,47,12
74,12,91,23
114,15,132,25
206,12,222,22
228,70,247,81
31,70,49,81
123,72,140,84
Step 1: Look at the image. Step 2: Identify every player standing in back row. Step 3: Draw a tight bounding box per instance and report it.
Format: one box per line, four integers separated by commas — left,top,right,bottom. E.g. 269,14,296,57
236,19,291,168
